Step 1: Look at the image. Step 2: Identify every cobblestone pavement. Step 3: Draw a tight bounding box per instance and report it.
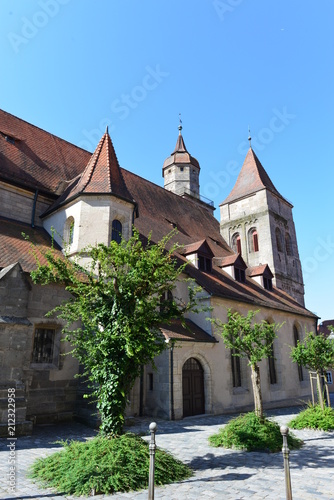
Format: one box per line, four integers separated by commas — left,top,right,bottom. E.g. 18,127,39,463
1,404,334,500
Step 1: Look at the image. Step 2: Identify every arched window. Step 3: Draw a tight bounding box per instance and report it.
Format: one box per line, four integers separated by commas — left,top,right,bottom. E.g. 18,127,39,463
275,228,283,252
248,228,259,253
231,232,241,255
293,325,303,381
285,233,293,256
63,216,74,246
111,219,122,244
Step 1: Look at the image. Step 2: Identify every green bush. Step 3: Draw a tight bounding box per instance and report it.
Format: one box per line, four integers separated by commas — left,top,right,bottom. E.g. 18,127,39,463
29,433,191,495
289,404,334,431
209,412,302,452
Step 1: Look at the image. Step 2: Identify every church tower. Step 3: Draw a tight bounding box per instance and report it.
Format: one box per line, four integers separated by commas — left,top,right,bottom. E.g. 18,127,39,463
162,124,214,212
220,144,305,306
163,124,200,199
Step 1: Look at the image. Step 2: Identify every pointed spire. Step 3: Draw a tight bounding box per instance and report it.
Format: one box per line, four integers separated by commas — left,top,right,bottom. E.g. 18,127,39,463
172,115,188,154
105,125,109,134
222,148,286,205
70,131,133,201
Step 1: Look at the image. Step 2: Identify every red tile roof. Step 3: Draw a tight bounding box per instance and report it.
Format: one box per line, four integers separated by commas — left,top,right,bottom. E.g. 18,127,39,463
0,109,90,195
43,129,135,215
221,147,289,206
0,217,62,272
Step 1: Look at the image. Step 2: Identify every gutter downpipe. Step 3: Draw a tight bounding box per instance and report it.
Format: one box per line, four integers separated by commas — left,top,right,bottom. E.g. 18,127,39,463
31,189,39,227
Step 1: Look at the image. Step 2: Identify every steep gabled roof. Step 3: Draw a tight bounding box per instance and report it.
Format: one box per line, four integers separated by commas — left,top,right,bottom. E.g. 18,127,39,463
42,129,135,216
221,147,289,205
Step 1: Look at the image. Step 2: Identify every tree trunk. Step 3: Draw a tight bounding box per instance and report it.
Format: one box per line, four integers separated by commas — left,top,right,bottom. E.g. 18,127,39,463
251,364,263,419
316,371,325,410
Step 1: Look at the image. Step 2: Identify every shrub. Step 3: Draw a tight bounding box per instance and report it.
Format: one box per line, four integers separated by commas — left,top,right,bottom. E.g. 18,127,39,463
289,404,334,431
209,412,302,452
29,433,192,495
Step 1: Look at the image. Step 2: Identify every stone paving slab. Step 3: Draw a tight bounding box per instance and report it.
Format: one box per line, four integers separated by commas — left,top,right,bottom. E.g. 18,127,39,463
1,405,334,499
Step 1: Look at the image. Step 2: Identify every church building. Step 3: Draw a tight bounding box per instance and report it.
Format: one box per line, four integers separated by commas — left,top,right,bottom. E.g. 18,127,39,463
0,109,317,435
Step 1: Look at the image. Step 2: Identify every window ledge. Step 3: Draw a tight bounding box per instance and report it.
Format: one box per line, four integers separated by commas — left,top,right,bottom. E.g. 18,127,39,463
30,363,59,370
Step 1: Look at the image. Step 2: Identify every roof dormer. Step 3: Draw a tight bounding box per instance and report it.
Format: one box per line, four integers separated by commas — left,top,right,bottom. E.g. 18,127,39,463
247,264,274,290
214,254,247,283
181,239,214,272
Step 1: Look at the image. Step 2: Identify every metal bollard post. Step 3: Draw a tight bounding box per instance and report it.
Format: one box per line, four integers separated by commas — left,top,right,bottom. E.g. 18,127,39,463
280,425,293,500
148,422,157,500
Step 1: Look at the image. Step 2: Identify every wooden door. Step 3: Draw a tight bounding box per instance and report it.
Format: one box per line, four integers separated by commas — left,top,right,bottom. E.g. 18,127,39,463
182,358,204,417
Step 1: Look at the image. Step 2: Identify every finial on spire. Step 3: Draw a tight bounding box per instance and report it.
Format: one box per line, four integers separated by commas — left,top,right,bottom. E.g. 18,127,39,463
105,125,109,135
248,126,252,148
178,113,182,134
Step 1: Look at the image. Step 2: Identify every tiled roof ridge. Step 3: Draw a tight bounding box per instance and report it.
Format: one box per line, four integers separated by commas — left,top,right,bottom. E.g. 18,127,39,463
105,132,112,192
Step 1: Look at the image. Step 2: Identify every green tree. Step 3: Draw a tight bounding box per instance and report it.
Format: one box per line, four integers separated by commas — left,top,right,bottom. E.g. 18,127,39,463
212,309,280,419
290,331,334,409
31,230,200,435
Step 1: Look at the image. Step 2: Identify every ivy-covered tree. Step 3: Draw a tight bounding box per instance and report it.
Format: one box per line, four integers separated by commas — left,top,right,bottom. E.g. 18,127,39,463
212,309,281,419
291,331,334,409
30,230,200,435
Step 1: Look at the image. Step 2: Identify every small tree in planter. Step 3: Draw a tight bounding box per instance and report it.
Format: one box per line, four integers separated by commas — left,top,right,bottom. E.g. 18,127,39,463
212,309,281,419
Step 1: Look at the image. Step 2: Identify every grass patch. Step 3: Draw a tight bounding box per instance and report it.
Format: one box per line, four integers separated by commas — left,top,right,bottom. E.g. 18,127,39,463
28,433,191,495
209,412,303,452
289,404,334,431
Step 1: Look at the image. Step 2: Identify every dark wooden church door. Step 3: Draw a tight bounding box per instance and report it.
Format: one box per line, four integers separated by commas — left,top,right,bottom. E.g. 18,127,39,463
182,357,205,417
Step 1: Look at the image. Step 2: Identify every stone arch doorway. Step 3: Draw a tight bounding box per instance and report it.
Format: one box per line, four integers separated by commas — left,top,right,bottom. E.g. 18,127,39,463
182,357,205,417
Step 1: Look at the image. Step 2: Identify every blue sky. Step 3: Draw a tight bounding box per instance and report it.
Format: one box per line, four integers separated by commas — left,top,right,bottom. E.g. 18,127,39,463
1,0,333,322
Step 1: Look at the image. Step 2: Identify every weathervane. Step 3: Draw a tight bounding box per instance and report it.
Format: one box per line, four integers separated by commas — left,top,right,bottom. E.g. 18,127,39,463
248,126,252,148
178,113,183,133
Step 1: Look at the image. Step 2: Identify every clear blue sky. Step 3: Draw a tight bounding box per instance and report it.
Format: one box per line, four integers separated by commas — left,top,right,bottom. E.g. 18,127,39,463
1,0,333,322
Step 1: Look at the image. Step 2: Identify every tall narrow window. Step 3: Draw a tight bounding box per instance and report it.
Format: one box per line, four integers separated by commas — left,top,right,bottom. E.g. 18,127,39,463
248,228,259,253
111,219,122,243
293,325,303,381
276,228,283,252
231,349,241,387
231,233,241,255
285,233,293,256
268,344,277,384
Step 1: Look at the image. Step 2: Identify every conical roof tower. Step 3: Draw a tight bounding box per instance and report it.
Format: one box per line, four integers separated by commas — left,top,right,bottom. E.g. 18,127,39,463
220,143,304,306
